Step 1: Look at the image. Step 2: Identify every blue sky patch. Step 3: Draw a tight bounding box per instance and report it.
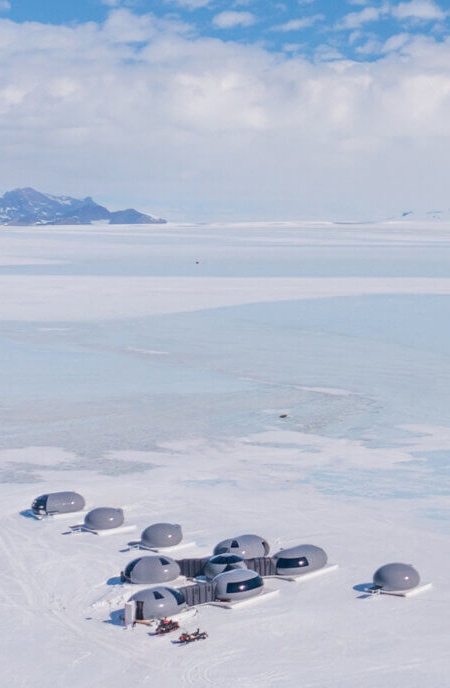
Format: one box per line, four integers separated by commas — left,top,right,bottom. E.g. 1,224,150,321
5,1,450,60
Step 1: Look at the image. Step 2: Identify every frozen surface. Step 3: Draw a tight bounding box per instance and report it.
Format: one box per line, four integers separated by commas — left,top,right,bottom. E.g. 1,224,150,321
0,222,449,687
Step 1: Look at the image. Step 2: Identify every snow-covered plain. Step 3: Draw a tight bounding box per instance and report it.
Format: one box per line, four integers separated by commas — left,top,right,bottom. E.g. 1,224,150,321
1,221,449,687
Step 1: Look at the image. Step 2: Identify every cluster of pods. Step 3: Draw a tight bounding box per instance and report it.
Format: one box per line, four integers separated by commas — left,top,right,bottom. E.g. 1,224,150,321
30,490,424,623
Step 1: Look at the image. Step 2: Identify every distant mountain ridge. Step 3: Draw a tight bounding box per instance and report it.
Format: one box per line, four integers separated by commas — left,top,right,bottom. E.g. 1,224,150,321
0,188,166,225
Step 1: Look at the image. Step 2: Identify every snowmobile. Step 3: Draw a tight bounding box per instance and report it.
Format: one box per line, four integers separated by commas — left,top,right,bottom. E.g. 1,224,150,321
154,618,180,635
177,629,208,644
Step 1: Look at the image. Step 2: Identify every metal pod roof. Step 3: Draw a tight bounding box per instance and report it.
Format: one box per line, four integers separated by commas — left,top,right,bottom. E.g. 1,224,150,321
140,523,182,548
123,556,180,584
84,507,124,531
373,563,420,591
128,586,186,620
213,568,264,601
213,534,270,558
31,491,85,515
273,544,328,574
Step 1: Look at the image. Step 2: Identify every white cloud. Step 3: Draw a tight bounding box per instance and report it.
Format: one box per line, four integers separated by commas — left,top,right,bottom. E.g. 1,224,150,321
381,32,411,52
165,0,212,9
349,31,413,55
314,44,345,60
0,1,11,11
355,36,383,53
1,11,450,219
100,0,140,6
273,15,324,31
338,6,387,29
391,0,446,20
212,11,256,29
338,1,446,33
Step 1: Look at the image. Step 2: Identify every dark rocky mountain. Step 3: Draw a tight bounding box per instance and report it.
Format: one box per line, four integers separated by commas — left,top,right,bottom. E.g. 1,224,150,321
0,187,166,225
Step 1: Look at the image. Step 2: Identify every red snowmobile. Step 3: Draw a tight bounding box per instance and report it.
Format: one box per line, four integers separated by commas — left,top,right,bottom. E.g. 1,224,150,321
177,629,208,644
154,618,180,635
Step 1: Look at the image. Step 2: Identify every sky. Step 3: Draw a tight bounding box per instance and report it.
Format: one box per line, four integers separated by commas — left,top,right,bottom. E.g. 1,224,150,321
1,0,450,220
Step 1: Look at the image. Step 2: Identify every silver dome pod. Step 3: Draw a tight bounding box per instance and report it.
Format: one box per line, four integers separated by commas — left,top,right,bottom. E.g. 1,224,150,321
213,568,264,602
31,491,85,516
203,553,247,581
213,534,270,558
274,544,327,576
123,556,180,584
140,523,182,549
373,563,420,592
128,586,186,620
84,507,124,531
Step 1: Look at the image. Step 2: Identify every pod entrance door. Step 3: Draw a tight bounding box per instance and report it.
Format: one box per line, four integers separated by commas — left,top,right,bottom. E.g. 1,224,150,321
135,600,144,621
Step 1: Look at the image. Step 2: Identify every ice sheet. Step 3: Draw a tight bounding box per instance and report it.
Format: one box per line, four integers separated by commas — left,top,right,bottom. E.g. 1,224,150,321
1,222,449,688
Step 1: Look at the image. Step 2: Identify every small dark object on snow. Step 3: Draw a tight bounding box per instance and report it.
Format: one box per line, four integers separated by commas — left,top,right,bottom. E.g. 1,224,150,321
279,414,288,418
177,629,208,644
155,618,179,635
